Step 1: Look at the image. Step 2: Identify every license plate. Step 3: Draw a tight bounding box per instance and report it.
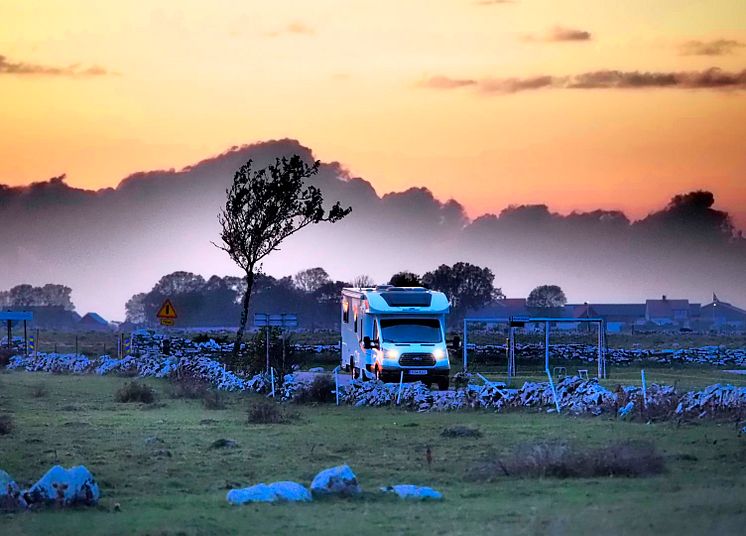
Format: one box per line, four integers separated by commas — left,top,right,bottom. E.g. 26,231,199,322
409,370,428,375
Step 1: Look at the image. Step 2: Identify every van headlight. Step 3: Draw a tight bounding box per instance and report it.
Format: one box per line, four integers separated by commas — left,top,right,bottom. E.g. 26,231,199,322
385,349,399,360
433,348,447,361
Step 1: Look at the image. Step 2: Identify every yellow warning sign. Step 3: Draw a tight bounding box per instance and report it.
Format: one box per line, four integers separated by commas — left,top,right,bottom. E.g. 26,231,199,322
159,318,175,327
156,299,177,320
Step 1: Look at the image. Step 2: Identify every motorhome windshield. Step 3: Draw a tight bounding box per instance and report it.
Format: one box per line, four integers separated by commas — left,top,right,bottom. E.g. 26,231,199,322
380,318,442,343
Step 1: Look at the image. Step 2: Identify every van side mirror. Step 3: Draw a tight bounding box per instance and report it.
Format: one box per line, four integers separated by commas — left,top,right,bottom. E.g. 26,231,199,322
449,335,461,350
363,336,379,350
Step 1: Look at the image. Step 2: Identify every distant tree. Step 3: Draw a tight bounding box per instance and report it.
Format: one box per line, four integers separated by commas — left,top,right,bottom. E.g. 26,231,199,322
151,271,206,296
39,284,75,310
125,293,147,324
216,155,351,363
422,262,498,320
352,274,374,288
294,267,331,293
388,271,421,287
526,284,567,309
1,283,75,310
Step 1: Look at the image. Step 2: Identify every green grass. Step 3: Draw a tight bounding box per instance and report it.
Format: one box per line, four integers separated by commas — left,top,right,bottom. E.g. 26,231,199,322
1,371,745,535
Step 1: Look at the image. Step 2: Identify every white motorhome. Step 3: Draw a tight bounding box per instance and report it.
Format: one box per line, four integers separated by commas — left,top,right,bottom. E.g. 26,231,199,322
340,286,456,390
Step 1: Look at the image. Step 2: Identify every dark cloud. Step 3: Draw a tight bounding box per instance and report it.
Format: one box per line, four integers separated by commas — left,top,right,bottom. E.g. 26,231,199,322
524,26,592,42
679,39,745,56
0,54,109,76
423,68,746,94
1,139,745,318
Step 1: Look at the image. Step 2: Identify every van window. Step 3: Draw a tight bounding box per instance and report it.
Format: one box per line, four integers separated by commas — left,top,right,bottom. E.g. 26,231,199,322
380,318,442,343
373,320,379,342
342,300,349,323
353,310,358,333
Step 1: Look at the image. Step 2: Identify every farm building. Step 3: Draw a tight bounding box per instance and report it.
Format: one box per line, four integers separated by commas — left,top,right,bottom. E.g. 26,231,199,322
79,312,110,331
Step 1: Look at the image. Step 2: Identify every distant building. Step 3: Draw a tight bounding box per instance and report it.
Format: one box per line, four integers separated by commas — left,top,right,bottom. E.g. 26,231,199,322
79,312,110,331
571,303,647,333
645,296,696,327
700,296,746,330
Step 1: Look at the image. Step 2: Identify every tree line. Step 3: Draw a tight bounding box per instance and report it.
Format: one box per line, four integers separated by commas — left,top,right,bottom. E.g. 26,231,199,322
124,262,511,329
0,284,75,311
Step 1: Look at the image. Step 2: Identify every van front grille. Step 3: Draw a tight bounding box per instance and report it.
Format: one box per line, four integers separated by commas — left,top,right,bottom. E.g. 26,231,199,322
399,353,435,367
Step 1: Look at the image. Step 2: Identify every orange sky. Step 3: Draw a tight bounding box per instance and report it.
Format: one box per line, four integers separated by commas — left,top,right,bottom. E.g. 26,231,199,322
1,0,745,226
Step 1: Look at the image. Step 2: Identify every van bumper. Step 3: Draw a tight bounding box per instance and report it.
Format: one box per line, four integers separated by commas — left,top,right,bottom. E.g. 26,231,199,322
368,365,449,383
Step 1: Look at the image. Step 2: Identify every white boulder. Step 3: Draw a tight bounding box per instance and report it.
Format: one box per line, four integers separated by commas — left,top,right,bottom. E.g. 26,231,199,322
310,465,362,496
26,465,100,506
380,484,443,500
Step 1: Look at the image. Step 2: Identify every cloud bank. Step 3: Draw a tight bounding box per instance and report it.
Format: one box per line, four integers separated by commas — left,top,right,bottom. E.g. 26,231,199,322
679,39,745,56
421,67,746,93
1,139,745,319
0,54,109,76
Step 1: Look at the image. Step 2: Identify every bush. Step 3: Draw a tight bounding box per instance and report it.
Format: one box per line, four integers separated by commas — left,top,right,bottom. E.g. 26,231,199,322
441,424,482,438
247,399,288,424
31,384,49,398
202,390,226,410
0,414,14,435
472,440,664,480
0,348,13,368
170,374,209,399
115,381,156,404
293,375,336,404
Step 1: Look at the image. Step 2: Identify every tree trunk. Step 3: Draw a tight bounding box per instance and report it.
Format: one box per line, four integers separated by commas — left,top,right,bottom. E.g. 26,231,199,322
232,270,255,366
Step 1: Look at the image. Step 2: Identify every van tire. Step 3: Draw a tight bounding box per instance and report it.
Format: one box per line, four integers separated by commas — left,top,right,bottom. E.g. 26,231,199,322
437,378,450,391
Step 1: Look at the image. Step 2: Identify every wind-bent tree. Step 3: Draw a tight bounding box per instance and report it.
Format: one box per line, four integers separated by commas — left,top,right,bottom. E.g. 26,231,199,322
216,156,351,361
526,284,567,309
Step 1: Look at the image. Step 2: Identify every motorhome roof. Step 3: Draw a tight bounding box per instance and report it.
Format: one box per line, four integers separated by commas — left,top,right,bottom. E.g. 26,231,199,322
342,287,450,314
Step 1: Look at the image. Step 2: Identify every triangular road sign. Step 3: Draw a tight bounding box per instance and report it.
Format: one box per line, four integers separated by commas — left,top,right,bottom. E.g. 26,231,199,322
156,299,178,319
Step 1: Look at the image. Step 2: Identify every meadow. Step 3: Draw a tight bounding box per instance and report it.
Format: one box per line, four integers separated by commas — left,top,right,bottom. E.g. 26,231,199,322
1,371,745,535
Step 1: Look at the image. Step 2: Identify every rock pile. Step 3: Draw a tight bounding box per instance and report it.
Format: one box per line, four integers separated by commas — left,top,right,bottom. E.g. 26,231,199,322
469,343,746,367
675,384,746,418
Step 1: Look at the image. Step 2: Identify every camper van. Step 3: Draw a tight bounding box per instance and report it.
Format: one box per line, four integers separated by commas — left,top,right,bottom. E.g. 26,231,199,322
340,286,456,390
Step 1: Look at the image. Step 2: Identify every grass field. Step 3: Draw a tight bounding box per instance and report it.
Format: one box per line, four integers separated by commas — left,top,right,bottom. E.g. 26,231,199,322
1,371,745,536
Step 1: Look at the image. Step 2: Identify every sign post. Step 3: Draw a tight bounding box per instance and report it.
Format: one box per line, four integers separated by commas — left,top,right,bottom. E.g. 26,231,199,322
156,299,177,356
156,299,178,327
253,313,299,375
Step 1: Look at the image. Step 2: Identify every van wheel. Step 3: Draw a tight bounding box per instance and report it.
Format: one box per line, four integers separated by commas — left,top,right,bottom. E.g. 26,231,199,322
350,359,357,379
437,378,450,391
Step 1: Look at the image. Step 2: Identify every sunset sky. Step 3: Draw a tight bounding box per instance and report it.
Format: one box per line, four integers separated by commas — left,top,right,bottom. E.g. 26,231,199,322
1,0,745,226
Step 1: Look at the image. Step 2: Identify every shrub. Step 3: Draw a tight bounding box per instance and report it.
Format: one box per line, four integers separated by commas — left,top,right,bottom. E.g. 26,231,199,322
202,390,226,410
31,384,49,398
115,381,156,404
0,414,14,435
472,440,664,480
0,348,13,368
441,424,482,438
293,374,336,404
247,399,288,424
170,373,209,399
